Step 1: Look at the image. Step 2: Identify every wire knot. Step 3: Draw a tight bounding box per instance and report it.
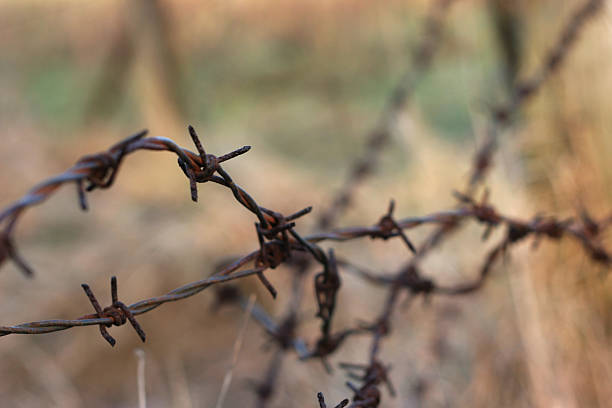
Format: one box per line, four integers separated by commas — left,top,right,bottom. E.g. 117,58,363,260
81,276,146,346
373,200,416,253
177,151,219,182
78,146,131,195
101,303,128,327
177,125,251,202
314,249,341,322
73,130,149,211
252,206,313,298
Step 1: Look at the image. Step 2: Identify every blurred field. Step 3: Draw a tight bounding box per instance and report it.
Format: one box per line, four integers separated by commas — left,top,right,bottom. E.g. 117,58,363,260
0,0,611,407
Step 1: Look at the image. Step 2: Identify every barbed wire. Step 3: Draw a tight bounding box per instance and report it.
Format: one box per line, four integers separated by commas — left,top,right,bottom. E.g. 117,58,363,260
0,0,608,407
325,1,610,406
235,0,609,406
0,124,607,342
254,1,461,402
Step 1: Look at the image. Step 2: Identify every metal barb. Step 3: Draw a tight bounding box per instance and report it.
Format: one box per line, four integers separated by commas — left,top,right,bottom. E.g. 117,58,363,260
81,276,145,346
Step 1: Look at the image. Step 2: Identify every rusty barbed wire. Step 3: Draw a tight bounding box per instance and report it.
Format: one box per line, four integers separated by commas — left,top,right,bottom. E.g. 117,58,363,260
233,1,608,406
0,127,269,276
323,190,611,406
395,0,607,292
0,0,608,406
238,2,460,404
0,129,607,373
322,0,609,396
81,276,146,346
214,189,609,405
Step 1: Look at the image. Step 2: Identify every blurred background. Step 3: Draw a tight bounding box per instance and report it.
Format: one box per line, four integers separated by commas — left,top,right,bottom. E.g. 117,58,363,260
0,0,611,407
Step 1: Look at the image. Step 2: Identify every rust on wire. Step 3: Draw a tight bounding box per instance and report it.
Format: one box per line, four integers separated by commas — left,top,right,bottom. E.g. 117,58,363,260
81,276,146,347
0,149,608,341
